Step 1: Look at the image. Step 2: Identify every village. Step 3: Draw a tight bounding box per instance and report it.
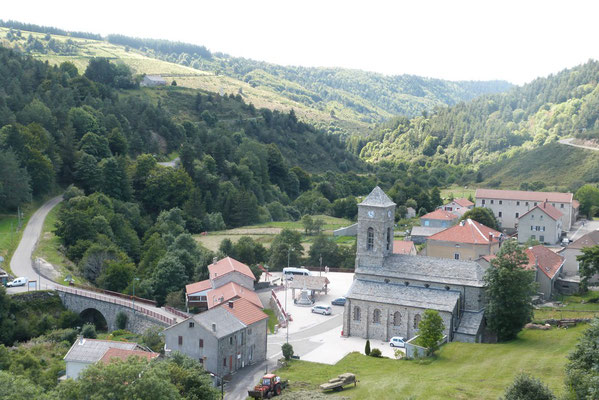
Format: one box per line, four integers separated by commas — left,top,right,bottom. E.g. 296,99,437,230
4,185,594,399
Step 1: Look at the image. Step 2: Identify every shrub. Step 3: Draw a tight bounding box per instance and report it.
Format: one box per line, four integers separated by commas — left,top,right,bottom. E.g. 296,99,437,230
365,339,371,356
394,349,404,360
81,323,97,339
370,348,382,357
502,373,555,400
282,343,294,360
58,310,80,329
142,326,164,352
43,328,78,344
116,311,128,330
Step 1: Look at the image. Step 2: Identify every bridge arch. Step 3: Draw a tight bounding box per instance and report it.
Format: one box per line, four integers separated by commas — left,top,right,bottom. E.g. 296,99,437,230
80,308,108,331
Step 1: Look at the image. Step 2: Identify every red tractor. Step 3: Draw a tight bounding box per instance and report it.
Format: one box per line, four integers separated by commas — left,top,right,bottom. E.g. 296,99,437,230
248,374,288,399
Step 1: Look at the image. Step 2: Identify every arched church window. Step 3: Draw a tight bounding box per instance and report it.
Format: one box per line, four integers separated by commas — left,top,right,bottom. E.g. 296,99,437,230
373,309,381,324
367,227,374,251
353,306,361,321
414,314,421,329
386,227,391,251
393,311,401,326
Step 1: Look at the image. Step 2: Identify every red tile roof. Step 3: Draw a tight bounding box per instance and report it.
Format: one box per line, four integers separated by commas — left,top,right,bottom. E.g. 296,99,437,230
453,198,474,207
207,281,263,309
519,201,563,221
221,298,268,326
393,240,416,255
208,257,255,281
567,230,599,249
475,189,573,203
186,279,212,295
421,209,459,221
99,348,159,364
572,199,580,209
482,245,563,279
525,245,564,279
428,219,502,244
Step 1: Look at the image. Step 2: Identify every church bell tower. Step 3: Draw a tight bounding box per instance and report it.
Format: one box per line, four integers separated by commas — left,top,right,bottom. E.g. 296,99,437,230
355,186,396,268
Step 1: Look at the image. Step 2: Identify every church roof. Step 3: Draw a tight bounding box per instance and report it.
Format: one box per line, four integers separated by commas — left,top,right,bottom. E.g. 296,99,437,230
359,186,396,207
356,254,487,287
455,310,485,335
346,278,460,312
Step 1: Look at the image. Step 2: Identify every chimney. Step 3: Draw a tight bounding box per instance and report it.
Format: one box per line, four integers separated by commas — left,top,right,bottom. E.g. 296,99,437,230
228,301,234,308
212,257,218,264
488,233,493,243
78,336,84,345
212,323,216,332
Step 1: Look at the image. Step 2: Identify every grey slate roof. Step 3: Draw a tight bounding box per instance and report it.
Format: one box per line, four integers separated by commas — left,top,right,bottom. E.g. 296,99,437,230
64,339,138,363
192,306,246,339
356,254,487,287
410,226,445,237
455,310,485,335
346,278,460,312
360,186,396,207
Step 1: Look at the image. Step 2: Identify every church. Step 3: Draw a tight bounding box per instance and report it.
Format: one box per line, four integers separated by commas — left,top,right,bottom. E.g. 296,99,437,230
342,187,487,343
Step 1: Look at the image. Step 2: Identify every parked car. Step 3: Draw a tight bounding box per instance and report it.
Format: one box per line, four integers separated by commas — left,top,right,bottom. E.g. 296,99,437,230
6,277,28,287
331,297,346,306
311,305,332,315
389,336,406,348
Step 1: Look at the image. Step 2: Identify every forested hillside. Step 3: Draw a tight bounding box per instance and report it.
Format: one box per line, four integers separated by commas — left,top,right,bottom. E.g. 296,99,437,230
0,20,511,132
360,60,599,177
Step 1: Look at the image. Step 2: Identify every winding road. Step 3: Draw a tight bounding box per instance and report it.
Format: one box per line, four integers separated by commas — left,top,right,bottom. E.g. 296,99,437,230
6,196,182,323
558,137,599,151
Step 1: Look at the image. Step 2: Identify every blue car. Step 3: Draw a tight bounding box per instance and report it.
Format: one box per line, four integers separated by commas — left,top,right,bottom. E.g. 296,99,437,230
331,297,346,306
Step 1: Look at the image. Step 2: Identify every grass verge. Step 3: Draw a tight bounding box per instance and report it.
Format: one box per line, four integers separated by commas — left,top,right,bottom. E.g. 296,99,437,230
278,325,585,399
263,308,278,334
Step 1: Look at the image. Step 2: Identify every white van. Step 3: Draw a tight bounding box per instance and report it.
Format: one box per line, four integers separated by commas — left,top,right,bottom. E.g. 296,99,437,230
282,267,311,280
6,277,28,287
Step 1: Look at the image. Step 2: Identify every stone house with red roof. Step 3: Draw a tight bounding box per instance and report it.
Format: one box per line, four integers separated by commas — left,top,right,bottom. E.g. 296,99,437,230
442,198,474,216
420,209,460,229
479,245,564,300
557,230,599,293
517,201,563,245
425,219,503,260
163,298,267,382
185,257,261,312
475,189,578,232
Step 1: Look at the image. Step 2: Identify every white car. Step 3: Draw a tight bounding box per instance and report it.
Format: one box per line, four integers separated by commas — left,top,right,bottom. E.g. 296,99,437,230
389,336,406,348
311,305,332,315
6,277,28,287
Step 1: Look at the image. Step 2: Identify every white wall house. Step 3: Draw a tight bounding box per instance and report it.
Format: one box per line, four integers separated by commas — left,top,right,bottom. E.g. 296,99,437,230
517,202,563,245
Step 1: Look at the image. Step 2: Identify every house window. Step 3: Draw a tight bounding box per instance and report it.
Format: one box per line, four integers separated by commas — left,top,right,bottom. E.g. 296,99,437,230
531,225,534,231
534,202,537,206
517,201,520,206
540,215,543,220
454,253,460,260
199,339,204,348
229,337,233,345
531,235,536,240
189,322,195,328
414,314,421,329
526,202,529,206
367,228,374,251
552,203,555,207
223,358,227,367
424,220,430,227
248,328,252,335
387,227,391,251
540,235,545,242
178,336,183,346
482,199,486,205
199,358,203,364
354,306,361,321
373,309,381,324
561,204,564,208
515,212,519,218
491,200,494,204
499,200,502,205
393,311,401,326
498,211,502,217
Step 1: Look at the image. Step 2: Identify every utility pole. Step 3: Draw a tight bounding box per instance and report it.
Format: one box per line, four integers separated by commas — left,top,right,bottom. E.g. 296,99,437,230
319,254,322,277
132,277,140,313
285,246,294,344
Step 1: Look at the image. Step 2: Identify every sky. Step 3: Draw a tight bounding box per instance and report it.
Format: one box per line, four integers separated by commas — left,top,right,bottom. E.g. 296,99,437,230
2,0,598,85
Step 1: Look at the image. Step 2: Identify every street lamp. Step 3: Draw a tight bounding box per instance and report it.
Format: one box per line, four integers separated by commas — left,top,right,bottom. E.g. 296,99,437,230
319,254,322,277
132,277,140,313
209,372,225,399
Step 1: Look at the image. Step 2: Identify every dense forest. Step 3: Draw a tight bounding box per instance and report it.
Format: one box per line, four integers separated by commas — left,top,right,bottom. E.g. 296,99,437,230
360,60,599,172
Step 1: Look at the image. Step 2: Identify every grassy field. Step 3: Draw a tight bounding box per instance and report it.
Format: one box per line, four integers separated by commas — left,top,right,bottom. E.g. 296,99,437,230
278,326,585,399
440,185,477,202
194,215,354,253
263,309,278,334
534,291,599,321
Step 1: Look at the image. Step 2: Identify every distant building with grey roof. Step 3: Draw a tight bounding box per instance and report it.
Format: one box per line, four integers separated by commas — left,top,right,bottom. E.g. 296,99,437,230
140,75,167,87
343,187,488,343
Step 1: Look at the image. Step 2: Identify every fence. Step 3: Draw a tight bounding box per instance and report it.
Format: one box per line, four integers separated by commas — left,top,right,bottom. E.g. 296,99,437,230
270,288,291,324
165,306,190,320
54,285,176,326
69,283,157,306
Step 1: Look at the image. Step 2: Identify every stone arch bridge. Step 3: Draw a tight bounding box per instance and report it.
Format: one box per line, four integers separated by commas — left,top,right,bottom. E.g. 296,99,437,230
54,285,184,333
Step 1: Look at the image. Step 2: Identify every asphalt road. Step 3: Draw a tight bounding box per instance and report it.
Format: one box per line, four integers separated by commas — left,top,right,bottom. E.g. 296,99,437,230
7,195,63,293
568,218,599,242
558,137,599,151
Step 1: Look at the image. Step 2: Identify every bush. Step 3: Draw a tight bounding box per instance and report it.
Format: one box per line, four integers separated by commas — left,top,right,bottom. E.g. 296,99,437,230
365,339,371,356
58,310,81,329
115,311,128,330
43,328,78,344
81,323,97,339
370,348,382,357
282,343,294,360
502,373,555,400
142,326,164,352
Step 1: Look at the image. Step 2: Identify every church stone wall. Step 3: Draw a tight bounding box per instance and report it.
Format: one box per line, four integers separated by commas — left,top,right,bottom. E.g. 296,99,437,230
464,286,485,311
343,299,454,342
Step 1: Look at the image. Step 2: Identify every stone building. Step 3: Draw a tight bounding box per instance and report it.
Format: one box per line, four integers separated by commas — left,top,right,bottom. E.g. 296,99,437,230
517,202,563,245
163,298,267,382
419,209,459,228
343,187,487,343
425,219,502,260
